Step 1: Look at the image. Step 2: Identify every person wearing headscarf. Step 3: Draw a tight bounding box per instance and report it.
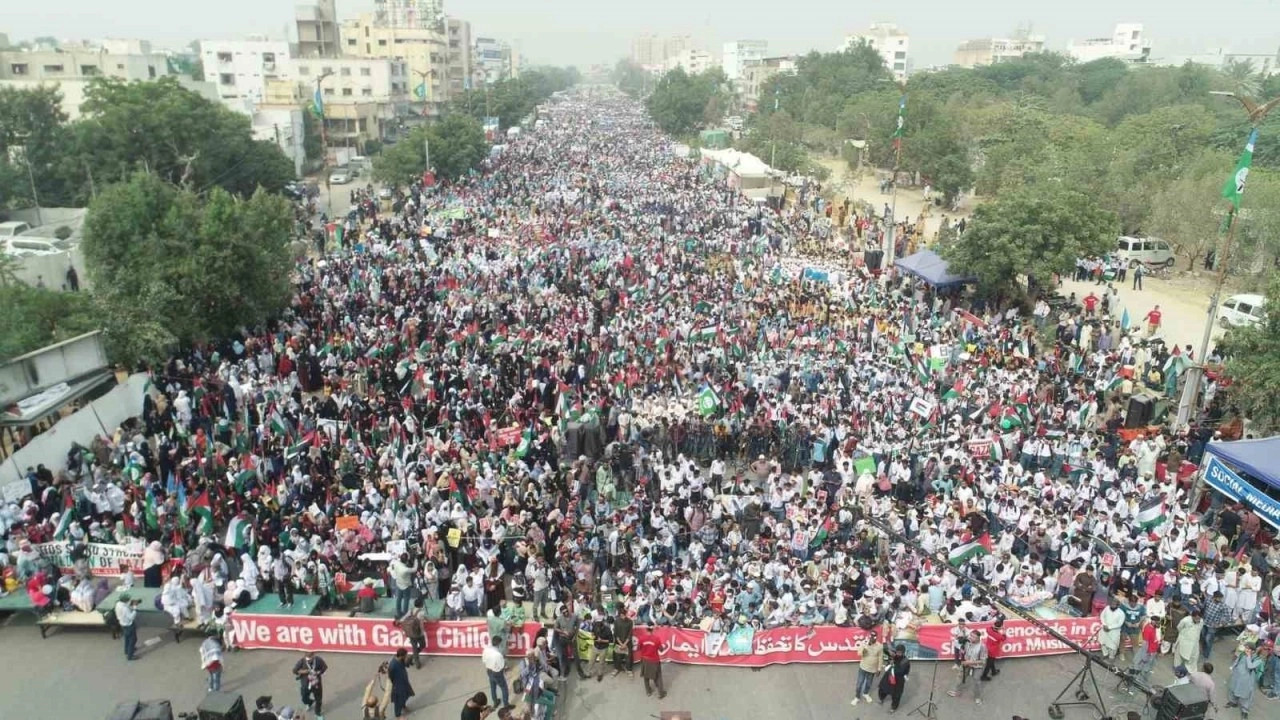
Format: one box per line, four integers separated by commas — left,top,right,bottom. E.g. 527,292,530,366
161,575,194,627
142,541,166,588
240,552,262,600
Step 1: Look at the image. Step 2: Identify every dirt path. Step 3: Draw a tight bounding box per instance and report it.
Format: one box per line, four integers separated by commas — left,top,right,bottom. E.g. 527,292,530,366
1058,272,1230,356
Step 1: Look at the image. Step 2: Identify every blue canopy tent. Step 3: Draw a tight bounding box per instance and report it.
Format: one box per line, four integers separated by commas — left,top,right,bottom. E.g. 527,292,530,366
893,249,975,289
1205,437,1280,491
1203,437,1280,530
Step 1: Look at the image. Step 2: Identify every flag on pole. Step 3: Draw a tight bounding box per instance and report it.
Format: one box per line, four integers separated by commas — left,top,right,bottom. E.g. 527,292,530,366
53,509,74,540
697,386,721,416
1136,497,1167,530
948,533,992,566
311,86,325,118
1120,308,1131,331
144,487,160,531
414,82,427,100
942,379,965,401
224,515,253,551
1222,128,1258,211
891,94,907,151
188,491,214,535
989,438,1004,462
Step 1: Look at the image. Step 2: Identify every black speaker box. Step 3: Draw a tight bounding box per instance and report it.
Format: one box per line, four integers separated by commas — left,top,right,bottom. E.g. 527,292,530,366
197,692,246,720
1155,682,1208,720
1126,394,1154,428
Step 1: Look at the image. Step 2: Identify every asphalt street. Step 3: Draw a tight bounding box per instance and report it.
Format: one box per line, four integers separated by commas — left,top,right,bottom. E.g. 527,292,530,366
0,611,1264,720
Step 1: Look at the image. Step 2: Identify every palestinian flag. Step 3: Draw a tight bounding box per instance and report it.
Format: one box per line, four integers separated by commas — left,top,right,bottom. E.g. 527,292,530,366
989,439,1004,462
268,410,292,438
693,324,718,342
912,356,931,383
224,515,253,551
515,427,534,458
187,490,214,535
948,533,993,566
942,379,965,401
1077,403,1093,427
1136,498,1167,530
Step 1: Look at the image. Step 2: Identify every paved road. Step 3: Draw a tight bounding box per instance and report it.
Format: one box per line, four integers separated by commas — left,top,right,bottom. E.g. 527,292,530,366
0,611,1261,720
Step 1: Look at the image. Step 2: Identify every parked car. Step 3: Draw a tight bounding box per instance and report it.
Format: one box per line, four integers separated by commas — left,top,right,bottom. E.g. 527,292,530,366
1,237,60,256
1219,293,1266,328
0,221,32,237
328,171,351,185
1115,236,1175,268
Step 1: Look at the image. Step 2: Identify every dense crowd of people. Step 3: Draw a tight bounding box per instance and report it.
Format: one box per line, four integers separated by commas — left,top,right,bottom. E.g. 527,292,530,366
2,88,1278,718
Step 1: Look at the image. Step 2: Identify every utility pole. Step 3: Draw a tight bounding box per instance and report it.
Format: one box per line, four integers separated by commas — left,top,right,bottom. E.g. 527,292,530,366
314,70,334,219
885,85,907,272
770,87,778,169
1176,90,1280,435
23,148,42,227
414,69,432,117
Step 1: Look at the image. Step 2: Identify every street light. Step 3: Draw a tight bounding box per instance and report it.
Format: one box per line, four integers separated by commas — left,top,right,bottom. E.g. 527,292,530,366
1176,89,1280,430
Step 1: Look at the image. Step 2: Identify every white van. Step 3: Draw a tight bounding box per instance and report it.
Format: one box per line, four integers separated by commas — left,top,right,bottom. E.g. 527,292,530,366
1115,236,1175,268
1219,293,1266,328
0,221,32,237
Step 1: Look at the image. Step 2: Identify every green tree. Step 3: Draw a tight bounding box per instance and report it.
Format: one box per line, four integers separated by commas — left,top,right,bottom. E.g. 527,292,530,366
302,107,324,167
646,67,729,136
81,173,294,365
0,85,79,207
75,77,295,200
373,114,486,186
612,59,649,98
1218,272,1280,432
1147,149,1235,269
942,185,1119,299
0,284,100,361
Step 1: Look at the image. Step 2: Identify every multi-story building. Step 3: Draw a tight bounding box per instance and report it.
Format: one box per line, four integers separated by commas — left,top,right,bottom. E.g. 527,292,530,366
290,56,409,151
739,55,798,112
954,33,1046,68
339,12,448,117
665,49,713,75
200,38,292,111
632,34,660,67
841,22,909,82
474,36,515,84
0,40,217,119
445,18,472,97
663,36,692,65
1067,23,1152,64
373,0,443,30
723,40,767,81
295,0,341,58
251,78,308,176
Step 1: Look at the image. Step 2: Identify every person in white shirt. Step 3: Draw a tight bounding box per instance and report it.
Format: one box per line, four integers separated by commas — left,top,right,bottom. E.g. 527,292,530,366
481,635,510,708
115,593,140,661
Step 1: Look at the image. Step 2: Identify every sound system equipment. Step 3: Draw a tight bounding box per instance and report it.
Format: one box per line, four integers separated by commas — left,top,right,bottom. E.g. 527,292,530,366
1125,394,1154,428
105,701,173,720
1155,682,1208,720
196,692,246,720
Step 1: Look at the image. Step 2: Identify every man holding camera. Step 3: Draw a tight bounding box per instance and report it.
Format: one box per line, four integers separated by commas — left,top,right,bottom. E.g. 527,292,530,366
114,592,141,661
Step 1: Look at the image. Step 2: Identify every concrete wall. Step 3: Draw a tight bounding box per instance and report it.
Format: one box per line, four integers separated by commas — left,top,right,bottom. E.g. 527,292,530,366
0,373,149,503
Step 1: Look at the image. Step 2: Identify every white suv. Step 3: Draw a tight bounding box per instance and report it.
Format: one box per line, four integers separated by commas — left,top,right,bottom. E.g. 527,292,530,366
1115,236,1175,268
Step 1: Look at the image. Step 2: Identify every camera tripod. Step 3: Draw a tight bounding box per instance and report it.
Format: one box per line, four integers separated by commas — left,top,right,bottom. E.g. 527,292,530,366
1046,629,1110,719
907,658,940,720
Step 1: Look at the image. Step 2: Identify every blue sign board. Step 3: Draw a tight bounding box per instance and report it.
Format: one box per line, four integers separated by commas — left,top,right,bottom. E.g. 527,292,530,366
1203,455,1280,530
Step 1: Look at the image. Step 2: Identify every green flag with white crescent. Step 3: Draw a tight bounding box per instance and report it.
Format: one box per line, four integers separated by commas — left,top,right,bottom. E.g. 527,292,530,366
697,386,721,416
1223,128,1258,211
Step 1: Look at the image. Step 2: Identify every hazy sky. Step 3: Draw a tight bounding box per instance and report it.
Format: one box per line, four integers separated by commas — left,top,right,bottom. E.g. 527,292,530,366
7,0,1280,68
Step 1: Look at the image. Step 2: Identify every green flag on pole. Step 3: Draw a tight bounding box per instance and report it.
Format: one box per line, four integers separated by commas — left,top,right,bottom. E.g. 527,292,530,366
1222,128,1258,211
697,386,721,416
891,94,907,150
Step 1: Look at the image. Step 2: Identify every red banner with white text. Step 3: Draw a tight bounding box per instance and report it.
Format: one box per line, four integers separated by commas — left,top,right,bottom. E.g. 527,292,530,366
227,614,1104,666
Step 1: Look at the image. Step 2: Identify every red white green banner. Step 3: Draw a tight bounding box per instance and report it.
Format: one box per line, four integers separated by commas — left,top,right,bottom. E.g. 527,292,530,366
226,614,1105,666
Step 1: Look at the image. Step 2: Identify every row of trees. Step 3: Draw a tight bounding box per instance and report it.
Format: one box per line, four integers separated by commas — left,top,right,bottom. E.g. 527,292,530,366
374,66,579,187
744,47,1280,270
0,78,295,210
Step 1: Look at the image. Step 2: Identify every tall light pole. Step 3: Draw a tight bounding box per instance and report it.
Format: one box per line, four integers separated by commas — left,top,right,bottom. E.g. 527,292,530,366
314,70,334,220
884,79,907,271
1176,90,1280,430
10,137,43,226
413,69,433,118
